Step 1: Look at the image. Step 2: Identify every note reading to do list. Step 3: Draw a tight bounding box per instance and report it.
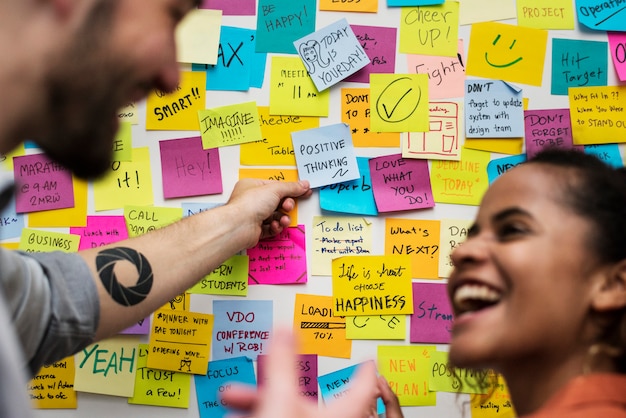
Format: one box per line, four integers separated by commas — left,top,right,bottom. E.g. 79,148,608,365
332,255,413,316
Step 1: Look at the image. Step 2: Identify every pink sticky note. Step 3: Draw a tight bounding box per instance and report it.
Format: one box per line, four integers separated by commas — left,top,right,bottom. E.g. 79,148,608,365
201,0,255,15
345,25,397,83
120,317,150,335
407,40,466,99
369,154,434,212
70,215,129,250
609,32,626,82
410,282,452,344
159,136,223,199
247,225,307,285
258,353,318,401
524,109,581,159
13,154,74,213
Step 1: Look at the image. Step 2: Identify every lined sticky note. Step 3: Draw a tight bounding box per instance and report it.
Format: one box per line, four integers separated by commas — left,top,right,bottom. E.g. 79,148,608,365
74,336,139,397
400,2,459,56
569,86,626,145
385,219,441,279
341,88,400,148
147,309,214,375
294,294,352,358
128,344,191,408
311,215,373,276
430,147,490,205
247,225,306,284
146,71,206,131
332,255,413,316
370,74,429,132
175,9,222,64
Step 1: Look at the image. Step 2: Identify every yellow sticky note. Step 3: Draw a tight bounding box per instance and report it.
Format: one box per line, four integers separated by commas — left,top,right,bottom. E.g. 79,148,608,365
29,357,77,409
345,314,406,340
471,374,516,418
146,71,206,131
240,107,319,165
400,2,460,56
162,292,190,312
294,294,352,358
466,22,547,86
429,350,490,393
74,336,139,397
385,219,441,279
402,101,464,161
319,0,377,12
199,101,262,149
175,9,221,65
332,255,413,316
28,177,87,227
19,229,80,253
93,147,153,211
569,86,626,145
377,345,436,406
0,242,19,250
341,88,400,147
516,0,575,30
188,255,249,296
269,57,330,117
147,309,214,375
124,205,182,238
431,147,490,206
128,344,191,408
459,0,516,25
113,122,132,162
439,219,472,278
370,74,429,132
118,102,139,125
311,215,373,276
239,168,299,226
0,142,25,171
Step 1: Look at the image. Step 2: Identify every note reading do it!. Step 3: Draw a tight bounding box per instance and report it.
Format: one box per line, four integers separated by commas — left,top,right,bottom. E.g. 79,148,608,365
332,255,413,316
292,123,360,188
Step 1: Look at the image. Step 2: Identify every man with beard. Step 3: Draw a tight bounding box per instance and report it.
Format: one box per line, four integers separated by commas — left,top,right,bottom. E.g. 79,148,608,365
0,0,312,416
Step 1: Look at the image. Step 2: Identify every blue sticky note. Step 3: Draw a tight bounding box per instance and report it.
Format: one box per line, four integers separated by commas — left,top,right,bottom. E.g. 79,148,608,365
192,26,265,91
250,44,268,88
465,80,524,138
388,0,444,5
318,362,385,414
292,123,360,189
0,193,25,239
576,0,626,31
320,157,378,216
212,300,272,361
486,154,527,184
195,357,256,418
585,144,624,168
551,38,608,96
256,0,316,54
182,202,223,217
294,19,370,91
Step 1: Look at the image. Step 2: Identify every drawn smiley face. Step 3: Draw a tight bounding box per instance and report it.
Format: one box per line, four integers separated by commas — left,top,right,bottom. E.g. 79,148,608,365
484,34,523,68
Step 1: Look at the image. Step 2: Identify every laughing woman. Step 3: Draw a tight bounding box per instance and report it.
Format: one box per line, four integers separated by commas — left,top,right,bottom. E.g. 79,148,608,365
445,148,626,417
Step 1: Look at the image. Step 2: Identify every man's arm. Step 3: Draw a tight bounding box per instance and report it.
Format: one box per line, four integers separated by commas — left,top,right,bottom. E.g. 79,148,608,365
77,179,311,340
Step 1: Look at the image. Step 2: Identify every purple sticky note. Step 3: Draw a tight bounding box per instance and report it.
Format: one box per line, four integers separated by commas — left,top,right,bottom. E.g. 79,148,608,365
524,109,581,159
70,216,129,251
410,282,452,344
120,317,150,335
247,225,307,285
369,154,434,212
200,0,256,15
13,153,74,213
159,136,223,199
608,32,626,82
345,25,397,83
257,353,318,401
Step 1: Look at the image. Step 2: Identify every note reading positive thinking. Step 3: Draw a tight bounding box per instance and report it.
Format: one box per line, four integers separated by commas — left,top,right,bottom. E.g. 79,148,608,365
294,18,369,91
292,123,360,188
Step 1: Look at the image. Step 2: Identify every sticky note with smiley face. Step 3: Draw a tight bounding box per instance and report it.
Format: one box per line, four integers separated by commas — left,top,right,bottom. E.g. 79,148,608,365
466,22,548,86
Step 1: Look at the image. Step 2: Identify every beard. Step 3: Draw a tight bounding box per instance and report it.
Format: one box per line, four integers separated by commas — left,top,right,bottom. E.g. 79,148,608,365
37,0,130,180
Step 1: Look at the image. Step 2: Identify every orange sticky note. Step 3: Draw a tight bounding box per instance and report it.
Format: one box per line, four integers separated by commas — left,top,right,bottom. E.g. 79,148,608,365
385,218,441,279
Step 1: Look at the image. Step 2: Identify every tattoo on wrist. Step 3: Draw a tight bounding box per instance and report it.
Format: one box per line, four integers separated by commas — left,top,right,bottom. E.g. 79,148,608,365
96,247,153,306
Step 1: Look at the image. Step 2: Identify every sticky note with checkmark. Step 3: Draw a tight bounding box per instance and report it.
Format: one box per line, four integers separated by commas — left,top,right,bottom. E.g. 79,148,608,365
370,74,430,133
